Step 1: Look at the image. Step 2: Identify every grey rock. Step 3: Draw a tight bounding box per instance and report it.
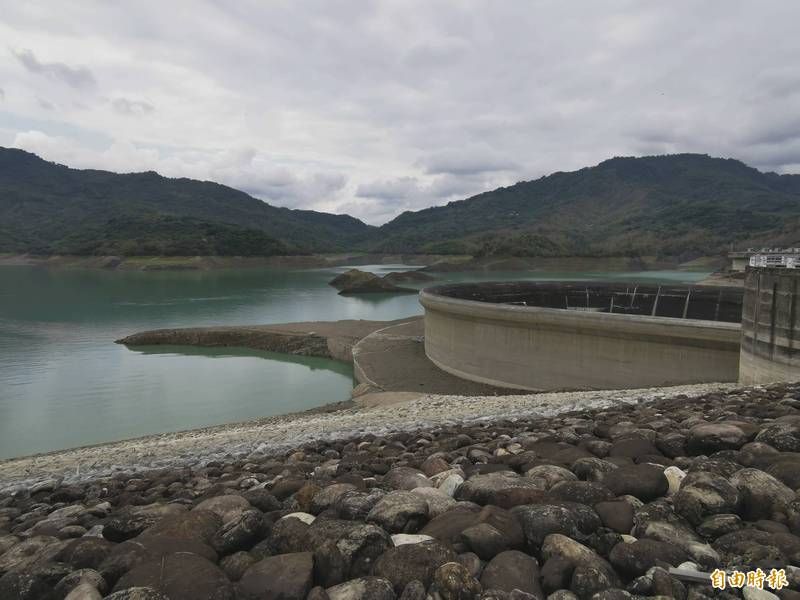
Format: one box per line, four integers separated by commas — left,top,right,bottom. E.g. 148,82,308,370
524,465,577,490
238,552,314,600
326,576,396,600
113,552,233,600
460,523,510,560
104,588,170,600
755,422,800,452
219,551,255,582
335,489,386,521
687,424,748,454
601,465,668,502
194,494,252,523
480,550,543,598
371,540,458,593
211,509,266,555
435,561,482,600
456,472,544,507
367,491,429,533
608,539,687,578
312,483,359,514
730,468,796,520
385,467,432,491
673,471,739,525
102,503,187,542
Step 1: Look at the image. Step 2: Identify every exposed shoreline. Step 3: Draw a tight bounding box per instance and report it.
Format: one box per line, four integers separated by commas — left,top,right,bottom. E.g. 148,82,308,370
0,252,727,273
0,381,737,492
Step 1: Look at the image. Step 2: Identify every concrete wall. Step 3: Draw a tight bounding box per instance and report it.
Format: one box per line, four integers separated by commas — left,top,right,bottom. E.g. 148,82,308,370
740,267,800,384
420,289,742,391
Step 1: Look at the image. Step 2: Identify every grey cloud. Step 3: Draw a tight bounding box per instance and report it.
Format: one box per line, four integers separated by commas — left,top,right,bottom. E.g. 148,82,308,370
111,97,155,116
11,48,95,89
356,177,421,200
0,88,4,100
36,97,55,111
419,148,520,176
3,2,800,223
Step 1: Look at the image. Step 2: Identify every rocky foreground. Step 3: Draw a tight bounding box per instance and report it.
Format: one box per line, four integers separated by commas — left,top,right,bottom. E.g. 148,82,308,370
3,384,800,599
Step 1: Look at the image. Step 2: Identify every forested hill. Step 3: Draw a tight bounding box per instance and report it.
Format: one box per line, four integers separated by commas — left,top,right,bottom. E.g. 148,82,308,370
2,149,800,258
375,154,800,258
0,148,372,256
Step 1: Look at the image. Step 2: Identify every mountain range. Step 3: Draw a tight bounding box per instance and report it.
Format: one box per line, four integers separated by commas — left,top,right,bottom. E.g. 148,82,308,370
1,148,799,259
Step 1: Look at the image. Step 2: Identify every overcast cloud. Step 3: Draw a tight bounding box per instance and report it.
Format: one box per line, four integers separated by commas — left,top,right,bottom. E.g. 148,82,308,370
1,1,799,224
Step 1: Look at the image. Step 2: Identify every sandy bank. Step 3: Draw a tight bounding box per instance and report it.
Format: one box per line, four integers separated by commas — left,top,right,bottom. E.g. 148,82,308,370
116,319,408,363
0,381,737,491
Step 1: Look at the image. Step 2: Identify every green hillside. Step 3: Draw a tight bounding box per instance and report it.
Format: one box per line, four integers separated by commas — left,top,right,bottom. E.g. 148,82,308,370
375,154,800,259
2,149,799,259
0,148,372,255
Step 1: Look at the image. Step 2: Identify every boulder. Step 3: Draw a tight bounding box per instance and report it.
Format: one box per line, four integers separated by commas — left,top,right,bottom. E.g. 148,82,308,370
219,551,255,582
571,458,618,482
113,552,233,600
335,489,386,521
608,539,687,578
211,509,267,555
687,423,748,454
696,513,742,539
194,495,251,524
384,468,432,491
54,571,108,599
549,481,614,505
524,465,577,490
312,484,359,514
594,501,634,534
367,491,429,533
0,535,63,576
601,465,668,502
455,472,544,507
435,561,482,600
139,510,221,544
514,505,582,551
479,551,543,597
54,537,115,570
755,422,800,452
104,587,170,599
673,471,739,525
102,504,186,542
460,523,511,560
730,468,796,520
238,552,314,600
410,487,457,518
421,505,524,550
540,534,619,597
371,540,458,593
306,519,393,585
326,576,396,600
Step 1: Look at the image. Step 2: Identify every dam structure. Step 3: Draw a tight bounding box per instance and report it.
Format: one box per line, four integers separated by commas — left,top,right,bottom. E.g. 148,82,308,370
420,282,744,391
740,265,800,384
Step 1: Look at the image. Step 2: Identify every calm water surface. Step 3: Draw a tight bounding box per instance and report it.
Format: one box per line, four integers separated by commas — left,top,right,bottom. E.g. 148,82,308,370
0,265,709,458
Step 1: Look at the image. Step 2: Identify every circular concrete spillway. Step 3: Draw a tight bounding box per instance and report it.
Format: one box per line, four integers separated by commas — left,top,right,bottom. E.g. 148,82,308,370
419,282,744,391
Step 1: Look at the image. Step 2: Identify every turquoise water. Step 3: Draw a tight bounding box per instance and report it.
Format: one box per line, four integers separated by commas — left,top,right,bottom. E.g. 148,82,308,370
0,265,709,459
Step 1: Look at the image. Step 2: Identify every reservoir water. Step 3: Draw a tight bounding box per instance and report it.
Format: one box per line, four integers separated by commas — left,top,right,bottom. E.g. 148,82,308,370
0,264,710,459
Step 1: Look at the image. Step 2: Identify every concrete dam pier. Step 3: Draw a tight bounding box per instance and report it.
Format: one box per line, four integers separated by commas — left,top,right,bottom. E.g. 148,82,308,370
420,282,744,391
740,266,800,384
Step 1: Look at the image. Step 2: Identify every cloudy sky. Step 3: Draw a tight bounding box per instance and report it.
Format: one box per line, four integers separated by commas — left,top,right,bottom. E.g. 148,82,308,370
1,1,799,224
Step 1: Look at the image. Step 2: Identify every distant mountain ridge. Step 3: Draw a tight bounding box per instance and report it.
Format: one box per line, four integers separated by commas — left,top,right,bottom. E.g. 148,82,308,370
375,154,800,258
2,148,799,258
0,147,372,256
